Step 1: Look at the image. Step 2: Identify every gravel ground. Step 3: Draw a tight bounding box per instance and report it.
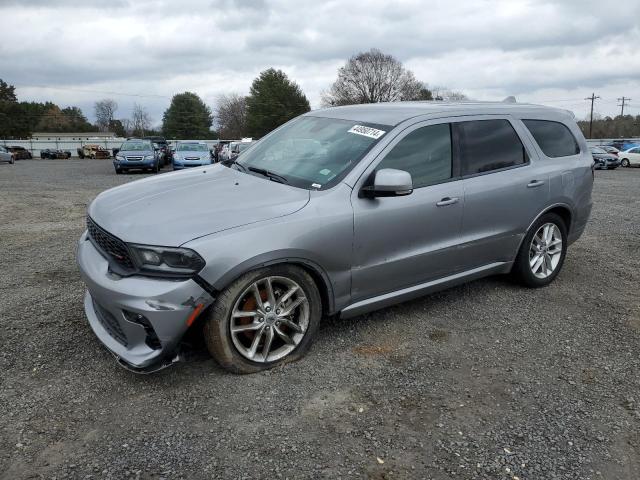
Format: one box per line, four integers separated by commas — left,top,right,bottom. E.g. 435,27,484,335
0,159,639,480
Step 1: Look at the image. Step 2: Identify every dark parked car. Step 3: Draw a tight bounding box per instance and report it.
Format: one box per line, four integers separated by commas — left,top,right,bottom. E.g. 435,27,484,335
8,146,32,159
144,136,171,166
40,149,71,159
590,146,619,169
113,139,160,174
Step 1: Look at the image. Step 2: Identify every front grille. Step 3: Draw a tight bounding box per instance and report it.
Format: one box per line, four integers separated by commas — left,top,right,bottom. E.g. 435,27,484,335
86,217,135,270
93,300,128,347
126,156,143,161
185,157,201,160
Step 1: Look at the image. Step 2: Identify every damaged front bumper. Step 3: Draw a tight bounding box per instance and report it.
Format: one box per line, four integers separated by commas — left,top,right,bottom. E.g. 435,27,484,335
77,231,214,371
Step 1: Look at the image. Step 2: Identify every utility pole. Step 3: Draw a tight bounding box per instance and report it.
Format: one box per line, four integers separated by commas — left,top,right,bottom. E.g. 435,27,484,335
617,96,631,117
585,93,600,138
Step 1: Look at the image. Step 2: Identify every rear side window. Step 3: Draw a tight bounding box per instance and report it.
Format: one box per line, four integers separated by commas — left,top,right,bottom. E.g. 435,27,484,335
457,119,527,175
522,119,580,157
377,123,452,188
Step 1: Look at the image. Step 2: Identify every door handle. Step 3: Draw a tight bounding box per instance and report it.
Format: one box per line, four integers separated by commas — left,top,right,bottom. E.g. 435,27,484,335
436,196,459,207
527,180,546,188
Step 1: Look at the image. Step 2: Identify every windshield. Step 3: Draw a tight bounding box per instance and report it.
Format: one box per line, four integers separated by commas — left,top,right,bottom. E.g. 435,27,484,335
236,116,390,189
177,143,208,152
591,147,606,154
121,142,150,151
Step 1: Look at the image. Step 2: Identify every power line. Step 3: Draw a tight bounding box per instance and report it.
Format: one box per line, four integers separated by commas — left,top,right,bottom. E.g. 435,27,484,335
617,96,631,116
585,93,600,139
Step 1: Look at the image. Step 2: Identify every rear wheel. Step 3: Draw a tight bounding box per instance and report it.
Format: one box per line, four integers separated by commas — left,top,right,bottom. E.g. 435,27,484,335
204,265,322,374
10,156,15,164
512,213,567,288
621,158,630,167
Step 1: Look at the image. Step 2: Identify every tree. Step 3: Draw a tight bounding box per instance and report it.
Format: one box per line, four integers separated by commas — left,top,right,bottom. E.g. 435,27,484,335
162,92,213,139
431,86,468,101
246,68,310,138
61,106,93,132
216,93,247,139
0,79,17,102
131,103,151,137
108,119,127,138
321,49,429,106
94,99,118,132
35,105,71,132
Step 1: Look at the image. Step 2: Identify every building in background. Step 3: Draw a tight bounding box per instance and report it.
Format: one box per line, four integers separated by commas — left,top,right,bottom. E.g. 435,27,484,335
30,132,116,141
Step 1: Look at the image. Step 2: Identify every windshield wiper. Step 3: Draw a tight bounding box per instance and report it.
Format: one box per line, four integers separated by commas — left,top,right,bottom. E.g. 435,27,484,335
247,166,289,184
229,160,247,172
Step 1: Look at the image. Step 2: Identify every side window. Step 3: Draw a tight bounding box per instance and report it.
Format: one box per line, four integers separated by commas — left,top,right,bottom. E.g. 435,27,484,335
632,148,640,154
522,119,580,158
377,123,452,188
457,119,528,175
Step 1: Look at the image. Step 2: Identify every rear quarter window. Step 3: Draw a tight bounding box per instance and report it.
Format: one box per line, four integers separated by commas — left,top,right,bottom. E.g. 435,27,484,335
522,119,580,158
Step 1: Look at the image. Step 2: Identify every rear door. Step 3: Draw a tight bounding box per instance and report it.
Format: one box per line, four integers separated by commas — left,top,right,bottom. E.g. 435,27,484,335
351,121,465,301
455,116,549,269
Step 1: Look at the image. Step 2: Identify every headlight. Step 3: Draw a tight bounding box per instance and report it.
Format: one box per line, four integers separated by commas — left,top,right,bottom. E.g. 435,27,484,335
115,155,124,161
128,244,205,277
144,154,155,160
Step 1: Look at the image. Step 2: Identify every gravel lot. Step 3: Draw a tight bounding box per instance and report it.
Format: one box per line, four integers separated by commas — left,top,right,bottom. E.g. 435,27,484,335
1,159,639,480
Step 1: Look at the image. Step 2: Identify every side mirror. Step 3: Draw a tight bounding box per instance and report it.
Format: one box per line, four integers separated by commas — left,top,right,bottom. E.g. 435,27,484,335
361,168,413,198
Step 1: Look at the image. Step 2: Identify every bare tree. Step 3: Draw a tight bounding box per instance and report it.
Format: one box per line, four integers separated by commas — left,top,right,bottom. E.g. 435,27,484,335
94,99,118,131
131,103,151,137
321,49,428,106
431,86,469,101
215,93,247,139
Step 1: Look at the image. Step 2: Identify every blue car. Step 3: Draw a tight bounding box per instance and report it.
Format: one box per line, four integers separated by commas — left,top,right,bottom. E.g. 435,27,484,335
172,141,212,170
113,139,159,174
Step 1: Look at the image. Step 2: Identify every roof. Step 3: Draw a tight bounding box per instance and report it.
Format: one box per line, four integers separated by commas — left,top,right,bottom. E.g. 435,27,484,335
307,101,573,126
32,131,114,137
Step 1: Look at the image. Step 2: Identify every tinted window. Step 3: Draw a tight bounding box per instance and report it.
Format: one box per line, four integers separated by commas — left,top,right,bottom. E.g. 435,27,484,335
631,148,640,154
377,123,452,188
523,119,580,158
458,119,527,175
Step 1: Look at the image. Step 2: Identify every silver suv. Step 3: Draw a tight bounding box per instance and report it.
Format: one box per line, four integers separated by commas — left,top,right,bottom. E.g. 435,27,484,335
77,102,593,373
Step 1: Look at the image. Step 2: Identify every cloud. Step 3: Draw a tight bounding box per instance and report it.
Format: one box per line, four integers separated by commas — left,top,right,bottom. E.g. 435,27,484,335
1,0,638,124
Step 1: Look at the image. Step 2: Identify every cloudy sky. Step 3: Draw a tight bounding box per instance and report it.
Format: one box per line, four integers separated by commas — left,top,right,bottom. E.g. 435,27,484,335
1,0,639,127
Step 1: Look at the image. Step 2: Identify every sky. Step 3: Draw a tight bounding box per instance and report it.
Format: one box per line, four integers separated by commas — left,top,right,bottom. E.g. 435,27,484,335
1,0,639,128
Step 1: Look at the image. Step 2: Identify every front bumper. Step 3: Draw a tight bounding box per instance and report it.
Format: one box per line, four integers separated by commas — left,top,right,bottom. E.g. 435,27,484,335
77,231,214,370
172,160,212,170
113,159,157,169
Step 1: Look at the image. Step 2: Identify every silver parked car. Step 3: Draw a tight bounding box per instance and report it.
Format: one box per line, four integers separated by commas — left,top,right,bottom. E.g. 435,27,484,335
77,102,593,373
172,141,212,170
0,145,16,164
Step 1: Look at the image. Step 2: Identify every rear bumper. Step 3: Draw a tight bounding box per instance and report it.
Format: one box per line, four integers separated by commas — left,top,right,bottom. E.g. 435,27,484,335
77,232,214,369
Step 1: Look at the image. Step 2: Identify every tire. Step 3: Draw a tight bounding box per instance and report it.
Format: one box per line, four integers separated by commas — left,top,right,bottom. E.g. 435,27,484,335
203,264,322,374
10,156,15,164
621,158,630,167
115,167,122,174
512,212,568,288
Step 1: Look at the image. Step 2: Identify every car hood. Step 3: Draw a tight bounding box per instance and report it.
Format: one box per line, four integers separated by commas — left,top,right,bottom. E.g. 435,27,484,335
174,150,209,159
592,153,616,160
88,164,310,246
118,149,154,156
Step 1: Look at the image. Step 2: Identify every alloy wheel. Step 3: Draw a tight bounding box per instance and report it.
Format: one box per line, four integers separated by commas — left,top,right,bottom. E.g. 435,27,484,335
230,276,309,363
529,223,563,279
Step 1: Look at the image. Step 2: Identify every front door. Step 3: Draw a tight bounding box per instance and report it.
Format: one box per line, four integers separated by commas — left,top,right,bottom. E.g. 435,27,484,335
351,121,465,302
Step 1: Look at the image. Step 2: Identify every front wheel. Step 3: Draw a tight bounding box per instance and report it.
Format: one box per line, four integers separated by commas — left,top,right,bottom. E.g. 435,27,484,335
203,265,322,374
10,156,15,164
621,158,630,167
512,213,568,288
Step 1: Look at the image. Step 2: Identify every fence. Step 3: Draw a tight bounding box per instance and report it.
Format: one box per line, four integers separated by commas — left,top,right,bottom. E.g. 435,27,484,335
0,139,235,157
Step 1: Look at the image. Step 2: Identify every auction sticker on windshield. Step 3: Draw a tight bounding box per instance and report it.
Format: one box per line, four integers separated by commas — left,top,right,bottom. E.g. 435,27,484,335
348,125,386,139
